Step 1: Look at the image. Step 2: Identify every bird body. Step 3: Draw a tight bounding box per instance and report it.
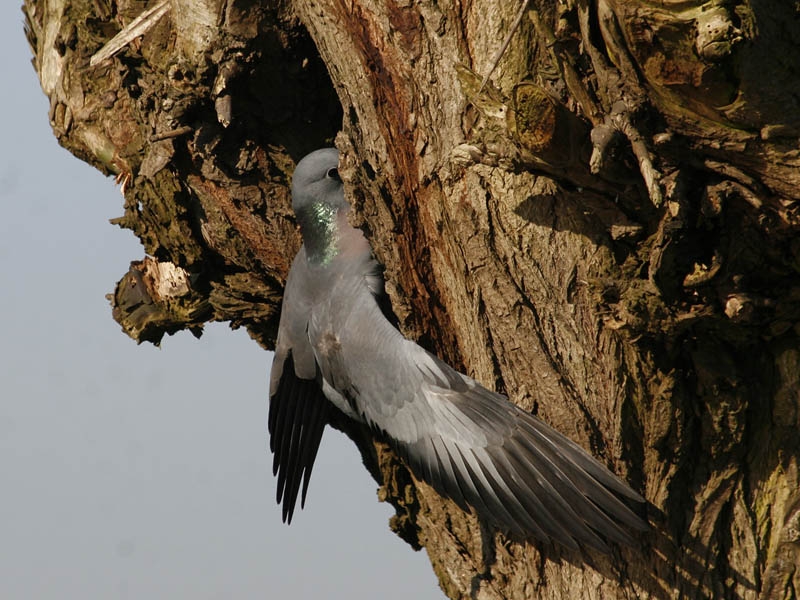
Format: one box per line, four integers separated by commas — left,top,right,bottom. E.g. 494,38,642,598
268,148,647,553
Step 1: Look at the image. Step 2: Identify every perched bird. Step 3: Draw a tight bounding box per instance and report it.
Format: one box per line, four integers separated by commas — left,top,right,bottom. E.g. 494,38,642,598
268,148,647,553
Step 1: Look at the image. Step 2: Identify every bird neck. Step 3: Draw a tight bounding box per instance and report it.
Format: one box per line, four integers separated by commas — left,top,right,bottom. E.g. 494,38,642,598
298,202,342,266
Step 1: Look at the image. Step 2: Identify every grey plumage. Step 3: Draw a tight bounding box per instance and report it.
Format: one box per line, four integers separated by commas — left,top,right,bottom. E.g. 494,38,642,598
268,148,648,552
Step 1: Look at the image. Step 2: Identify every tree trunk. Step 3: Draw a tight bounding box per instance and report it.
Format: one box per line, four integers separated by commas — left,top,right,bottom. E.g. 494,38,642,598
23,0,800,597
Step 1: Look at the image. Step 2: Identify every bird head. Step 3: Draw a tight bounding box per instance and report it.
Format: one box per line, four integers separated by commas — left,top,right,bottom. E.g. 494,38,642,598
291,148,347,219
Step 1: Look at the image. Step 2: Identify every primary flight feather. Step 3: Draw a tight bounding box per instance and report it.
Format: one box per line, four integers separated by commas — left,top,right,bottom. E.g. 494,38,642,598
268,148,647,553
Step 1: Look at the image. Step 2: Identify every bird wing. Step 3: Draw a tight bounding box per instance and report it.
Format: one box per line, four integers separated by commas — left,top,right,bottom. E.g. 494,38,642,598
268,248,330,524
398,358,648,553
267,232,392,525
313,286,647,552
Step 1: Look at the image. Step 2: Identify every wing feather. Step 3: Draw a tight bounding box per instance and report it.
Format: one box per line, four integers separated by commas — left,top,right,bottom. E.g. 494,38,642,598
268,352,329,523
430,437,471,512
370,349,647,552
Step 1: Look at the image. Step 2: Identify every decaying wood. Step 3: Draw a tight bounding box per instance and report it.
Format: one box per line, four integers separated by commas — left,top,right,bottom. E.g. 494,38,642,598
23,0,800,598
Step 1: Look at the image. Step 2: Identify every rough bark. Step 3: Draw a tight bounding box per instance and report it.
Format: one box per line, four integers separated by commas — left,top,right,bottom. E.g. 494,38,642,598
23,0,800,598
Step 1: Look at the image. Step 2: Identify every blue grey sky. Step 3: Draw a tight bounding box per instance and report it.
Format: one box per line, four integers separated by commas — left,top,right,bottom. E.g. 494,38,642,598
1,6,440,599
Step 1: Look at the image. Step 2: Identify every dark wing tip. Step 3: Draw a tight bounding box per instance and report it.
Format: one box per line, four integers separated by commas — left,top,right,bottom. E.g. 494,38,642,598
499,411,649,551
268,352,329,524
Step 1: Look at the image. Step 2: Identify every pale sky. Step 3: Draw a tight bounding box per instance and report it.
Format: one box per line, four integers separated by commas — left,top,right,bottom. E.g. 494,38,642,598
0,6,441,599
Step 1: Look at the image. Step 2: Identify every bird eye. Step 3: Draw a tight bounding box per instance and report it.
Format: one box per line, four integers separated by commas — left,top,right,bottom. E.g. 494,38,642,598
326,167,341,182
